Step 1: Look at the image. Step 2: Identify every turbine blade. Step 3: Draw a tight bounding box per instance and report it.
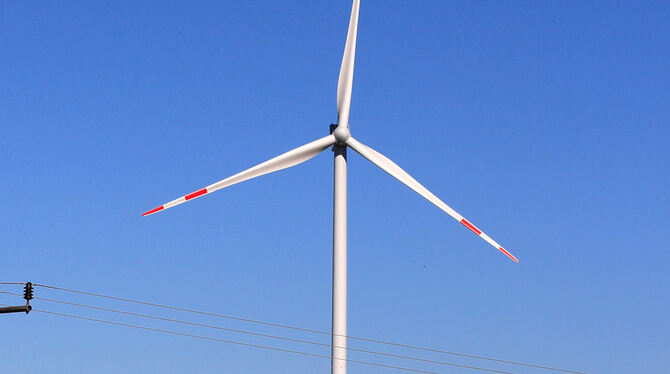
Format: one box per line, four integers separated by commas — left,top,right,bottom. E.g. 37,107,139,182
346,137,518,262
336,0,360,128
143,134,337,216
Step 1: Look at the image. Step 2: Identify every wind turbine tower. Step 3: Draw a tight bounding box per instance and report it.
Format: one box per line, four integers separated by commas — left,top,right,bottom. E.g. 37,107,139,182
143,1,518,373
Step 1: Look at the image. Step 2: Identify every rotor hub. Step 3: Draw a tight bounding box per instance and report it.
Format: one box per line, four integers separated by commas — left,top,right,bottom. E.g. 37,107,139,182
332,124,351,144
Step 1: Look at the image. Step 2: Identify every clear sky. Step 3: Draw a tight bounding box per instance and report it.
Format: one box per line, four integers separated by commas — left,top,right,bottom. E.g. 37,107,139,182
1,1,668,373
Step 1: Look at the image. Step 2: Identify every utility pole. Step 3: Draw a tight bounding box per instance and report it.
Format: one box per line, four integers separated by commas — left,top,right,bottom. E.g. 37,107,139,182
0,282,33,314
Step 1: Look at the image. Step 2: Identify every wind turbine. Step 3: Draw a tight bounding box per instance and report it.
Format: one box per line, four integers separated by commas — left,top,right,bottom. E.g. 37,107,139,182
143,1,518,373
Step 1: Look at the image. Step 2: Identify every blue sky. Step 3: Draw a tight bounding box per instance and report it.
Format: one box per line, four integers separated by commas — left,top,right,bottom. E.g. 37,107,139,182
1,1,668,373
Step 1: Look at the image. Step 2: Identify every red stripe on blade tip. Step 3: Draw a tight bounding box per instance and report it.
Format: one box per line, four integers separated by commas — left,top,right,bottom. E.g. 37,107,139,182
498,247,518,263
142,206,164,216
185,188,207,200
460,219,482,235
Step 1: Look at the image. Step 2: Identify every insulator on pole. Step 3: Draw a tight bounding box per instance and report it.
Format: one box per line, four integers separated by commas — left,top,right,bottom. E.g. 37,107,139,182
24,282,33,302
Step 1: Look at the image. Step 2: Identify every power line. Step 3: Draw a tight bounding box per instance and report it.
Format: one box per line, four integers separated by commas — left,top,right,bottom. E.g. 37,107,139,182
27,282,587,374
0,302,510,374
0,290,513,373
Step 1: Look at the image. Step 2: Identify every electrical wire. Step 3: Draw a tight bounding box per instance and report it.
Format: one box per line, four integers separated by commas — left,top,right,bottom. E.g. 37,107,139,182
0,290,513,373
0,301,516,374
27,282,587,374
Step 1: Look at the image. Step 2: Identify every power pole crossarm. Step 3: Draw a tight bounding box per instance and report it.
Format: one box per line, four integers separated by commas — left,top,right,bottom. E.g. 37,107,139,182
0,305,32,314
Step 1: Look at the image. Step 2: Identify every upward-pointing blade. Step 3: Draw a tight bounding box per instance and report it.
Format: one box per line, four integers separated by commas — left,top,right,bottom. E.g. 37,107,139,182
346,137,518,262
336,0,360,128
143,135,337,216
